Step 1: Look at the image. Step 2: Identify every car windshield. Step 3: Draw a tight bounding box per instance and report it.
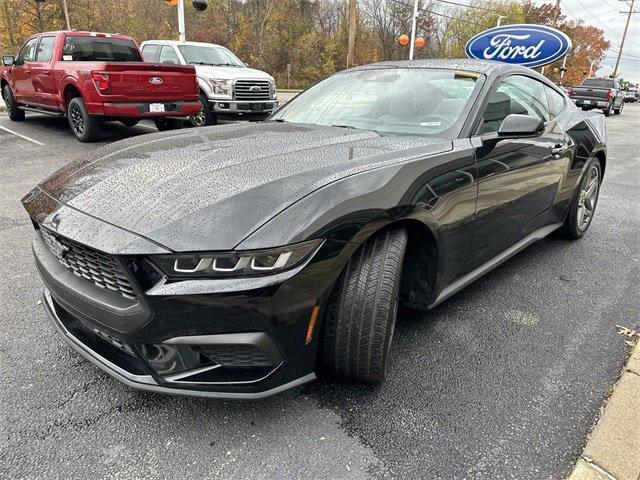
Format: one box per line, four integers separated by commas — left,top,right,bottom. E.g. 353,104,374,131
270,68,480,136
582,78,615,88
177,45,244,67
61,36,141,62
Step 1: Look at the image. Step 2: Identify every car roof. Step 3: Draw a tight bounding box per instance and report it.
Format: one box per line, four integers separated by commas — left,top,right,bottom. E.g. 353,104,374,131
30,31,133,40
141,40,224,48
350,58,514,75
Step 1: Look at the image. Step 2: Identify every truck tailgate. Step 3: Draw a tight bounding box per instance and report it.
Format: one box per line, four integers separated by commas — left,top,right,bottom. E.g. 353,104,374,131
104,63,197,101
571,87,610,99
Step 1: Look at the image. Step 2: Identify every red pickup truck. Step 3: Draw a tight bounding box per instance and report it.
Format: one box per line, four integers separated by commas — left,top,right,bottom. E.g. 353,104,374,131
0,31,201,141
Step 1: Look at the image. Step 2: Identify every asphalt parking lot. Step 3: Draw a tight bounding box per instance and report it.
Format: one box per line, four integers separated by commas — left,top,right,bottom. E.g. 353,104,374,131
1,104,639,480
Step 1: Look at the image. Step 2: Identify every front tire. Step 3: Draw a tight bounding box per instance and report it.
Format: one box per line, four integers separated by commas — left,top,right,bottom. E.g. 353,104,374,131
603,103,612,116
67,97,99,142
561,159,602,239
322,228,408,384
3,85,25,121
154,117,184,131
190,94,217,127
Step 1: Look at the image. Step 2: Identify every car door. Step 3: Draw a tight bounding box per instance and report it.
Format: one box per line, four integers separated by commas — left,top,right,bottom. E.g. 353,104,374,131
29,35,57,108
12,37,39,103
471,74,570,265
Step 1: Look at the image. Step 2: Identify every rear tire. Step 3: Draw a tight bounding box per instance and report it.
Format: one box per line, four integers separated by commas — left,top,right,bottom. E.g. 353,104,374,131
154,117,184,131
67,97,99,142
614,101,623,115
3,85,25,121
603,103,612,116
560,159,602,239
322,228,408,384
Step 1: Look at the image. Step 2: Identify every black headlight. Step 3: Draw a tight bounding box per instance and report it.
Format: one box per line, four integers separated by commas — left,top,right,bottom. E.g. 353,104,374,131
151,239,323,279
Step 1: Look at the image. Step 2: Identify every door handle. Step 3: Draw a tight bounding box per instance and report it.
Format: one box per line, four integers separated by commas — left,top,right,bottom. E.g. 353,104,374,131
551,144,568,157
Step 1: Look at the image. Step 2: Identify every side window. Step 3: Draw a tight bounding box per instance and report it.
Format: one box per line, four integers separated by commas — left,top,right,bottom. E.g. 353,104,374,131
481,75,551,134
36,36,55,63
17,38,38,64
158,46,180,64
545,86,566,118
141,44,160,63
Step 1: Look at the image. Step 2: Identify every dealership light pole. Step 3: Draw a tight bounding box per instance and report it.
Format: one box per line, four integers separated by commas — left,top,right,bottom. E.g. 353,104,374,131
61,0,70,29
495,15,507,27
178,0,186,42
409,0,420,60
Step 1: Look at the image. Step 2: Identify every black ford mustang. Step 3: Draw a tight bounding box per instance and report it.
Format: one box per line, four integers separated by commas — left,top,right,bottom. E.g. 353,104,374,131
23,59,606,399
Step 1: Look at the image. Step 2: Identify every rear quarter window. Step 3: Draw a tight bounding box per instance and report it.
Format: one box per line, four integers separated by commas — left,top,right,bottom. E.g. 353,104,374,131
141,44,160,63
61,36,141,62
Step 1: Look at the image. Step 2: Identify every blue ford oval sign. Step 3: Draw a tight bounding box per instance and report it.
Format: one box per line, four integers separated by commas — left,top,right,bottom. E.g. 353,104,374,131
465,24,572,68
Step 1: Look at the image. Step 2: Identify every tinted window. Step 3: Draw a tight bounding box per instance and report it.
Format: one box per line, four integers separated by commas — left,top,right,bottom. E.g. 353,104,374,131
141,44,160,63
17,38,38,64
582,78,615,88
36,36,55,62
481,75,551,134
61,36,141,62
545,86,566,117
158,46,180,64
271,68,480,136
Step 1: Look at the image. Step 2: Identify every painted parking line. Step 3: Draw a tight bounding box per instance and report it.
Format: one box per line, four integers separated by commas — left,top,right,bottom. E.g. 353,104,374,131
0,125,45,146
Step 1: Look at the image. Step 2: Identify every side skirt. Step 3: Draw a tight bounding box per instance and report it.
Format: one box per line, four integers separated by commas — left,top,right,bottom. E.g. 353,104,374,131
429,223,563,309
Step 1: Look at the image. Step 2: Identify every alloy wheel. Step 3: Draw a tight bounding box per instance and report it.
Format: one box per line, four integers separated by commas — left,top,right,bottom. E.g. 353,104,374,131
191,99,207,127
576,165,600,232
70,104,85,135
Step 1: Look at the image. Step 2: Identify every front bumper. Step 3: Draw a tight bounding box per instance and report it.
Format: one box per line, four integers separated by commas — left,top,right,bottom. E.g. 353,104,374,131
207,99,278,114
42,290,315,399
30,223,347,399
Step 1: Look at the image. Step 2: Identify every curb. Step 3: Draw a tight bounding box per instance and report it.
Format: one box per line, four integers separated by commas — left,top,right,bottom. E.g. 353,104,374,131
567,339,640,480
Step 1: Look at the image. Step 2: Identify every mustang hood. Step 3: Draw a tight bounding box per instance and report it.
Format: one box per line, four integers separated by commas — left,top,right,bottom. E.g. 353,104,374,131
37,122,451,251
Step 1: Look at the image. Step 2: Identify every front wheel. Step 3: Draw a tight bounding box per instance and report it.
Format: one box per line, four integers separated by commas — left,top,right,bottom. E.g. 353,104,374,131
190,94,217,127
322,228,408,384
67,97,100,142
154,117,184,131
3,85,25,121
560,159,602,239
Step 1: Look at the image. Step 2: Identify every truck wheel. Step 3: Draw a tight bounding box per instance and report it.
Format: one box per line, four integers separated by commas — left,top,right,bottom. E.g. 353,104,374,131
67,97,99,142
603,103,612,116
322,228,408,384
190,94,217,127
614,102,623,115
3,85,25,121
154,117,184,131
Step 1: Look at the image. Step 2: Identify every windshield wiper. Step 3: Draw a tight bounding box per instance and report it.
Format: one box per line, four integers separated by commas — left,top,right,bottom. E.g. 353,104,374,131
189,61,216,66
214,62,242,67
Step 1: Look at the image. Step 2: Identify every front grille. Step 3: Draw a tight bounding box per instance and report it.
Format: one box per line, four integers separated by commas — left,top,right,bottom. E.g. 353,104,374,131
234,80,272,101
41,228,138,300
200,344,273,367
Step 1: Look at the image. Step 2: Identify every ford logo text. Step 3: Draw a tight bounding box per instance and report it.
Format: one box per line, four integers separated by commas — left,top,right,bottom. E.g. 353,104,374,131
465,24,571,68
149,77,164,85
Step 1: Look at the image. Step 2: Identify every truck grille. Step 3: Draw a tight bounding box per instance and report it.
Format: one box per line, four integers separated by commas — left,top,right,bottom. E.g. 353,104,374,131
41,228,138,300
234,80,272,101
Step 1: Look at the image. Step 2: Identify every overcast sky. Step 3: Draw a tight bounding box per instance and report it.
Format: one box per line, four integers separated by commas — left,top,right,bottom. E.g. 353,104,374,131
552,0,640,84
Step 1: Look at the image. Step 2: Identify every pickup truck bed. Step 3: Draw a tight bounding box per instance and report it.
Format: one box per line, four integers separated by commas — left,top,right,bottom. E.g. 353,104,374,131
0,31,200,141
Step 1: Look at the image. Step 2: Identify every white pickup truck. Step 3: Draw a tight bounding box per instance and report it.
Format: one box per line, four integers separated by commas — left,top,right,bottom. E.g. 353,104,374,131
140,40,277,126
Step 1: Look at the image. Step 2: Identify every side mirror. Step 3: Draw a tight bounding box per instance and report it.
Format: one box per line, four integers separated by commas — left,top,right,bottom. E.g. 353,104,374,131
1,55,15,67
497,114,544,137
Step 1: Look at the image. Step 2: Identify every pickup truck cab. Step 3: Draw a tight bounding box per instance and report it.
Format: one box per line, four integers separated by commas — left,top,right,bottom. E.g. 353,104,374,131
140,40,277,126
568,77,625,116
0,31,201,141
